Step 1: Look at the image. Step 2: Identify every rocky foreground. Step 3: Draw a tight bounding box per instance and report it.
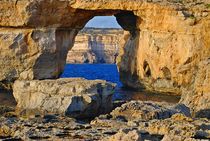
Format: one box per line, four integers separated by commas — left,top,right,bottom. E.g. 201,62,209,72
0,78,209,140
1,101,210,141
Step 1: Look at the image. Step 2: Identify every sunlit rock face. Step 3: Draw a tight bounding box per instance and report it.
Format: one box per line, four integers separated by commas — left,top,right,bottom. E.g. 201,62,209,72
66,28,124,64
0,28,78,82
0,0,209,114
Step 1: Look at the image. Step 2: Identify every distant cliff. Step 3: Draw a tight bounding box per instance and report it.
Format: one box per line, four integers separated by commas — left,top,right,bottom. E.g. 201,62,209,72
66,28,124,64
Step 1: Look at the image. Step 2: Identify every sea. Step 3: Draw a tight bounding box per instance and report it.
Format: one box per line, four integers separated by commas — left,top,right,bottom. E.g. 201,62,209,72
60,64,180,103
0,64,180,107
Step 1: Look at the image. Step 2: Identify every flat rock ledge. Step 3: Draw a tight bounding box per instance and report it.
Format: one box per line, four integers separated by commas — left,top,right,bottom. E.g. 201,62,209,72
13,78,116,118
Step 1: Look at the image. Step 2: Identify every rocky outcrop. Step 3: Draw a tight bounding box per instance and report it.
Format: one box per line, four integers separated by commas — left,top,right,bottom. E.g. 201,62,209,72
0,28,78,82
110,101,191,121
1,100,210,141
108,129,142,141
13,78,115,118
66,28,124,64
0,0,209,114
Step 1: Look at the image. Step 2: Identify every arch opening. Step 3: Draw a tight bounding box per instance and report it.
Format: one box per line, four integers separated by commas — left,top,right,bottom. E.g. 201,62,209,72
59,11,179,104
66,16,123,64
61,14,125,87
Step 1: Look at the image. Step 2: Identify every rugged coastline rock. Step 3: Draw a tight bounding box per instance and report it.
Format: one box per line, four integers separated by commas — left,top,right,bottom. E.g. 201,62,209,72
1,100,210,141
0,0,209,117
110,101,191,121
66,28,124,64
0,0,210,140
13,78,116,118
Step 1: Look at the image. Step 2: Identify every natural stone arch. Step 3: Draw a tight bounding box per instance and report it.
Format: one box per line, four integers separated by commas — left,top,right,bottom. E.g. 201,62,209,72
0,0,209,114
31,10,139,80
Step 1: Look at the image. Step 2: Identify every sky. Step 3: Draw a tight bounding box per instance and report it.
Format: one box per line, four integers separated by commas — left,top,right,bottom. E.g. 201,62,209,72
85,16,122,28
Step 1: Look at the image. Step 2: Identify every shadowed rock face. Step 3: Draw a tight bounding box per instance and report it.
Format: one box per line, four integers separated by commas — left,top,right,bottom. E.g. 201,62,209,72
0,0,209,113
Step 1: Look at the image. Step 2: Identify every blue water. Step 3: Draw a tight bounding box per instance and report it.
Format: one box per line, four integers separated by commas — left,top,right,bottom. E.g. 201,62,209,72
61,64,123,87
0,64,179,108
60,64,180,103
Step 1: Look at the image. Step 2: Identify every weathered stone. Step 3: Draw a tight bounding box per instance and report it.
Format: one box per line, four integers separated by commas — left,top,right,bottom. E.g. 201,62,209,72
108,129,142,141
0,124,14,138
161,134,192,141
180,59,210,116
91,118,127,129
1,105,210,140
13,78,116,118
0,0,209,115
137,114,197,140
0,28,78,81
0,106,15,117
111,101,191,121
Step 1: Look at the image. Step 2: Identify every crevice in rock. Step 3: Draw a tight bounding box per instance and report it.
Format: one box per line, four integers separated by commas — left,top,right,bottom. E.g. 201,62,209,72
143,61,151,78
161,67,172,80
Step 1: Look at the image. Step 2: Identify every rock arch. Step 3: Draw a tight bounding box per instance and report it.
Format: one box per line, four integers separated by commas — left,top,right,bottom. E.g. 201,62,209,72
0,0,209,113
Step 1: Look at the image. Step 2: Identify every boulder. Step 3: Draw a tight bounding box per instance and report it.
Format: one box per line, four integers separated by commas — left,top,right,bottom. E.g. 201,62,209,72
13,78,116,118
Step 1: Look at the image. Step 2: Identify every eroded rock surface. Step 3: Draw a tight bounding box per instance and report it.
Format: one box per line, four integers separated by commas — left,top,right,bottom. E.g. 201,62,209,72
0,28,78,82
1,100,210,141
0,0,209,115
110,101,191,121
13,78,116,118
107,129,142,141
0,1,210,140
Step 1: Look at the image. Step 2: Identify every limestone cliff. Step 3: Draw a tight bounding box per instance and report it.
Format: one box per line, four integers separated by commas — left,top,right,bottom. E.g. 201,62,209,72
66,28,124,64
0,0,209,114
